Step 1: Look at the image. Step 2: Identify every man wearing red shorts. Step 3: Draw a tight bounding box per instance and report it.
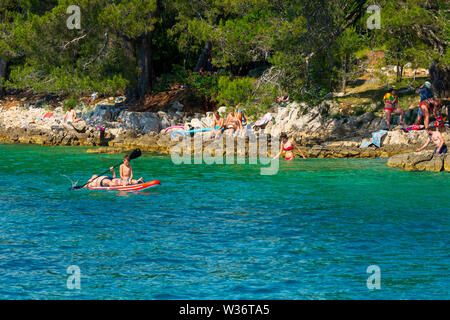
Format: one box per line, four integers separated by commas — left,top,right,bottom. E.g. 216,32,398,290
383,88,404,130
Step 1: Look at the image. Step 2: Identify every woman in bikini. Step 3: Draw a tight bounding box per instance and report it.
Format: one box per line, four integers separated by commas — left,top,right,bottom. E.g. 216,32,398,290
272,133,306,161
234,108,248,137
224,110,238,136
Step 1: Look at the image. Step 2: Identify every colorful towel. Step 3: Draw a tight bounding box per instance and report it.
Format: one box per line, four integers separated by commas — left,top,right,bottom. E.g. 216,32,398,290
253,113,272,128
360,130,388,148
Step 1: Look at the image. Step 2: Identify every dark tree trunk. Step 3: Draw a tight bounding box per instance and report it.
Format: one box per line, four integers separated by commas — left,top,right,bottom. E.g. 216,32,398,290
328,51,334,90
137,31,153,98
429,61,450,98
396,60,400,82
0,58,7,98
122,37,138,102
194,41,212,72
341,56,347,94
136,0,160,99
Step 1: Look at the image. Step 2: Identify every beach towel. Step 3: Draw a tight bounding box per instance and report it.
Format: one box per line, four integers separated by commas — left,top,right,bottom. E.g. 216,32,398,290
43,112,54,119
359,130,388,148
252,113,272,129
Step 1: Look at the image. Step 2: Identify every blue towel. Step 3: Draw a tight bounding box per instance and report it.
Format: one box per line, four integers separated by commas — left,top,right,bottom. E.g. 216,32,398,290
360,130,388,148
372,130,388,148
359,141,372,148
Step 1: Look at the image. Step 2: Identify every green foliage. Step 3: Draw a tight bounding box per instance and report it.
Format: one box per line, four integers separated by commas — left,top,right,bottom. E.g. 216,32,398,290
370,0,447,82
64,98,77,109
153,65,220,104
215,76,254,107
6,64,128,96
0,0,155,96
0,0,448,109
353,106,365,116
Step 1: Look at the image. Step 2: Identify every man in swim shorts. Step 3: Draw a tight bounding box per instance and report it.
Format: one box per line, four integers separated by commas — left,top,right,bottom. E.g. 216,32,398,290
416,127,447,154
416,81,435,130
415,81,444,130
209,111,224,139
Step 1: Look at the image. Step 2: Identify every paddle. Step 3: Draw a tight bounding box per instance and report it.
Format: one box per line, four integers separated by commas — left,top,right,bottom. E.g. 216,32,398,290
70,149,142,190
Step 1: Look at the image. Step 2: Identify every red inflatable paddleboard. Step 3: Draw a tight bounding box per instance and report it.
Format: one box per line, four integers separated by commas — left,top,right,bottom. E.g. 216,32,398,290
87,180,161,191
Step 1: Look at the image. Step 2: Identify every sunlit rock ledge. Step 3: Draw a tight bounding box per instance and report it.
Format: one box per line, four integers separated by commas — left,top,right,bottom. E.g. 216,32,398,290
388,151,450,172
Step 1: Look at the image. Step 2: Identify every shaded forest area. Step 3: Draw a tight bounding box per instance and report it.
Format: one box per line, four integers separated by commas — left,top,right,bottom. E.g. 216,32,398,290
0,0,448,112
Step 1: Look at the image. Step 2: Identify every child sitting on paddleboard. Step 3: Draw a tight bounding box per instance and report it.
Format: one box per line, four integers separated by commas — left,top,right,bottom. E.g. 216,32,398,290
120,155,143,186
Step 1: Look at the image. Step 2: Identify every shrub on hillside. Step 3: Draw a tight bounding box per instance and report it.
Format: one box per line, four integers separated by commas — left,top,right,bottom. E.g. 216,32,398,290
216,76,254,107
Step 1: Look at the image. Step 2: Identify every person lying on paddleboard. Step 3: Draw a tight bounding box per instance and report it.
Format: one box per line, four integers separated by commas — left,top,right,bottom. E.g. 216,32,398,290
85,167,120,188
415,127,447,154
209,111,224,139
120,155,144,186
272,133,306,161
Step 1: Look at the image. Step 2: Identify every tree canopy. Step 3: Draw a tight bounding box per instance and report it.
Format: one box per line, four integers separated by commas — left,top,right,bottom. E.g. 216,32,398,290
0,0,448,101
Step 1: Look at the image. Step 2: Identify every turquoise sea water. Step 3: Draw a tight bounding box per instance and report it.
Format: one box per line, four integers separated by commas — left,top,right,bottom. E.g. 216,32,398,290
0,144,448,299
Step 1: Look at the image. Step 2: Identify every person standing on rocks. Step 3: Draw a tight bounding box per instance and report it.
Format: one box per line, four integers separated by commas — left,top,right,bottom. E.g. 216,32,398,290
416,128,447,154
415,81,435,130
383,88,405,130
415,81,444,130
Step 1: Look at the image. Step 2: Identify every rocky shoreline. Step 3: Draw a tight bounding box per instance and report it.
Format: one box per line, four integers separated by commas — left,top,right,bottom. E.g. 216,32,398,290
0,98,449,172
388,151,450,172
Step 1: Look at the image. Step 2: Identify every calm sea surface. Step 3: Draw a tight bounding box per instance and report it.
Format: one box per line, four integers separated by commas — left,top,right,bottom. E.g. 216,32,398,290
0,144,448,299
